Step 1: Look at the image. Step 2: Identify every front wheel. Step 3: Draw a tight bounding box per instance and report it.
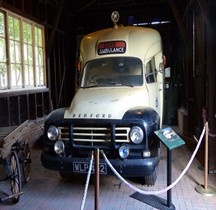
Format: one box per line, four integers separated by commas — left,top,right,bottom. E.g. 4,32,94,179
10,151,22,203
143,169,157,186
59,171,74,182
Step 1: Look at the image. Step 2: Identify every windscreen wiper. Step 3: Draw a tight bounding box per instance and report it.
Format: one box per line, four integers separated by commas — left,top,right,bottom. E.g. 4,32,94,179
82,82,134,88
106,82,134,87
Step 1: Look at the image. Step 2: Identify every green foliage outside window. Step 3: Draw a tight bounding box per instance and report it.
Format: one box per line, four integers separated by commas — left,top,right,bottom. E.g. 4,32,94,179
0,13,7,88
0,10,45,90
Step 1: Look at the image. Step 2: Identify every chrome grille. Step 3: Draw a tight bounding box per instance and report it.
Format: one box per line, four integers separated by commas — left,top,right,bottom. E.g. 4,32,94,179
58,126,69,140
58,126,130,143
115,127,130,142
73,127,111,142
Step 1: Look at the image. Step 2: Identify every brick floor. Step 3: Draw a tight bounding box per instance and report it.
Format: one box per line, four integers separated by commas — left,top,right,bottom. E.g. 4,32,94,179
0,133,216,210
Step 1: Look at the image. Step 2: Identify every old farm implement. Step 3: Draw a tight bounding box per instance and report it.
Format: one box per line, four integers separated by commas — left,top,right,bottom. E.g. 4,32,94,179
0,118,44,203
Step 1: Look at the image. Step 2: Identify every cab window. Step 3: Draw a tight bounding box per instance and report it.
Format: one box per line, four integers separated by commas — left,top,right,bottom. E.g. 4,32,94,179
146,58,157,83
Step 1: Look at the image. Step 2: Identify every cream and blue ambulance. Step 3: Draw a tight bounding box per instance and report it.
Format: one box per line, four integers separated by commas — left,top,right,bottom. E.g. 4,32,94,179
41,11,164,185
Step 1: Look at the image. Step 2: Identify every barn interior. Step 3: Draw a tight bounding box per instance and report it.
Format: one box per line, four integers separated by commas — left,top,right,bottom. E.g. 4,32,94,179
1,0,215,172
0,1,216,206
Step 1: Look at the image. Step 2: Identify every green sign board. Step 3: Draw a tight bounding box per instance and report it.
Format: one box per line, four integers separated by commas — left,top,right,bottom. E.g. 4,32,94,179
154,127,185,150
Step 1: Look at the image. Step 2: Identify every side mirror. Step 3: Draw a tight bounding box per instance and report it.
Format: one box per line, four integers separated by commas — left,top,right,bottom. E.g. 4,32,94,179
159,63,164,74
76,61,82,88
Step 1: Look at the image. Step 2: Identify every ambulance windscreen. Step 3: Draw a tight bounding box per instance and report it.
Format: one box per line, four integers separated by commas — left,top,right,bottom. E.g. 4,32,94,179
81,57,143,88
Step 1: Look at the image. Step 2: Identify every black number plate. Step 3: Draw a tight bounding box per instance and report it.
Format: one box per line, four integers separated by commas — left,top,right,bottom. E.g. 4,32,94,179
73,162,107,174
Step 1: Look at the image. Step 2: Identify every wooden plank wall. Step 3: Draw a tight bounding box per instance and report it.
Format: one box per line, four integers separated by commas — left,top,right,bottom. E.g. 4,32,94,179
0,90,49,127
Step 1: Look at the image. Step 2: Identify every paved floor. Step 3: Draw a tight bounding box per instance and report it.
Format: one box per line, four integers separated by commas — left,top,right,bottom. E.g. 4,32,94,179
0,130,216,210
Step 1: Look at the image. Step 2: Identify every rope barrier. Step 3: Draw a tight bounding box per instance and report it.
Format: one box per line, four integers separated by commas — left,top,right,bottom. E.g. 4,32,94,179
80,151,94,210
101,125,206,195
209,132,216,138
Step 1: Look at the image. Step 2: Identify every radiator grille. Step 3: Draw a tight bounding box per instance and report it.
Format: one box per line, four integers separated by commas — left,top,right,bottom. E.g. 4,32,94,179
58,126,130,143
58,126,70,140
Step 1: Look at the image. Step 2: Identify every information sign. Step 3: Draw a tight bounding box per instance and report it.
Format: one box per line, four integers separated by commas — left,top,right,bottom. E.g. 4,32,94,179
154,127,185,150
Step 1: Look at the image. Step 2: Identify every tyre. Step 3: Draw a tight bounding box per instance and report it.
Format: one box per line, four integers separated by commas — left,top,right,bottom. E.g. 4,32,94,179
143,169,157,186
59,171,74,182
21,141,31,183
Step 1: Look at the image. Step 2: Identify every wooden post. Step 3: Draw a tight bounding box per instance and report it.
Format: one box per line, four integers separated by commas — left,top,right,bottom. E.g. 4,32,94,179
195,122,216,195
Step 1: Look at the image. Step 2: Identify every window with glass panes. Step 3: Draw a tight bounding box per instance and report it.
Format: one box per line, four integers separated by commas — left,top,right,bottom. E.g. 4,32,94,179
0,12,7,88
0,9,46,90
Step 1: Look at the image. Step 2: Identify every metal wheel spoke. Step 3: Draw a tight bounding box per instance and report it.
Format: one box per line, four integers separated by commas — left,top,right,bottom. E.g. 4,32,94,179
9,151,22,203
22,142,31,182
11,178,19,194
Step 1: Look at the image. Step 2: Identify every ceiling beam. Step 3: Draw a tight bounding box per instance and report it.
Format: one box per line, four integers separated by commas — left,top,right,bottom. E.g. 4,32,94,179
47,0,64,57
74,0,97,15
169,0,188,45
197,0,212,32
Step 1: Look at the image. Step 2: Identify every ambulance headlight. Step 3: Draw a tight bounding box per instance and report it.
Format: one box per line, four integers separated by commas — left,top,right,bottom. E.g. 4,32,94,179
119,144,130,159
54,140,65,155
130,126,144,144
47,125,59,141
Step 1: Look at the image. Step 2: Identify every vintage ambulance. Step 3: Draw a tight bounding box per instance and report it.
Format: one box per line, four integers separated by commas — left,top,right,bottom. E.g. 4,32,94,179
41,11,164,185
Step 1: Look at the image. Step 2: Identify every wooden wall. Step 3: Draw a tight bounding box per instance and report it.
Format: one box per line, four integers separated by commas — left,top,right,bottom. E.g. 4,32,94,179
0,0,76,127
0,89,49,126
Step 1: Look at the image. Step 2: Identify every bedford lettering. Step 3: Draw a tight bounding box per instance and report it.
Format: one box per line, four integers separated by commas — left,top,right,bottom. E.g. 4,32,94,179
72,113,112,118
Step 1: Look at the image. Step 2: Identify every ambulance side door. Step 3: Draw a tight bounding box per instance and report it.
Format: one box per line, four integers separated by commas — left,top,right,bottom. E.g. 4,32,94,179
145,57,162,119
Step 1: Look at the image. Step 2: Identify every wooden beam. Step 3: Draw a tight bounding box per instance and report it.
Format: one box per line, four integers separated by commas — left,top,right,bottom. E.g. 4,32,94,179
1,1,43,25
46,0,64,57
46,0,64,112
169,0,188,45
197,0,212,32
74,0,97,15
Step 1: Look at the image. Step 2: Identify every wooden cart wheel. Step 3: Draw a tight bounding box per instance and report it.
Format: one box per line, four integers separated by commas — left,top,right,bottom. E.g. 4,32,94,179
21,141,31,183
10,151,22,203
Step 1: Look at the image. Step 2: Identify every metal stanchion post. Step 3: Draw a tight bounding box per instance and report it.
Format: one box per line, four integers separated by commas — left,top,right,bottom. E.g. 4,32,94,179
95,148,99,210
195,122,216,196
204,123,208,190
167,148,172,208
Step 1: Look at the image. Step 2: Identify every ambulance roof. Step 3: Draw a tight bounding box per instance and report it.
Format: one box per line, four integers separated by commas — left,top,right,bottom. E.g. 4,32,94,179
80,25,162,64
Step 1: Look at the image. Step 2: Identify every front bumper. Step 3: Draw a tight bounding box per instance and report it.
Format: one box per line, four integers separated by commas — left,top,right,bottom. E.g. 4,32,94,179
41,152,159,177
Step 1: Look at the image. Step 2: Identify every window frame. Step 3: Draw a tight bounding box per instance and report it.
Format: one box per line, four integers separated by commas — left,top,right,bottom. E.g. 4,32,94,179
0,8,46,91
146,57,157,83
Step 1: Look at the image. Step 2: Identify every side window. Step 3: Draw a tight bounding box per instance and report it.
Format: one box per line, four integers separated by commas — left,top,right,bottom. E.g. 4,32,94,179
146,58,157,83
